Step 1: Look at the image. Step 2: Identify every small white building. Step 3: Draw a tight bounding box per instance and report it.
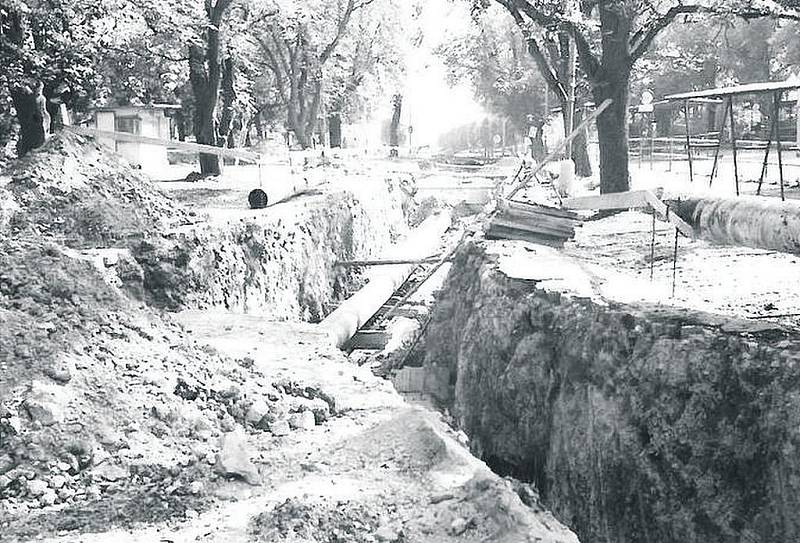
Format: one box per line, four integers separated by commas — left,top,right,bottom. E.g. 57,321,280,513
91,104,180,175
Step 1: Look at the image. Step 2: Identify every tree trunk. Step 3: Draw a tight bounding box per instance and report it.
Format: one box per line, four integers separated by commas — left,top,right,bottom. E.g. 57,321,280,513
11,86,45,158
389,94,402,156
329,114,342,147
591,1,632,194
561,105,592,177
592,77,630,194
218,57,236,147
175,110,187,141
187,0,232,178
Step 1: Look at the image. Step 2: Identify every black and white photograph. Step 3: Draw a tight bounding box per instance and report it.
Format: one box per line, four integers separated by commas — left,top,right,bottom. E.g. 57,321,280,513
3,0,800,541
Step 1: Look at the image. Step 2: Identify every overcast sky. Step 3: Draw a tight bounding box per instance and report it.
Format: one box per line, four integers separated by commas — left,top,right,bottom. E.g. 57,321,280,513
401,0,485,147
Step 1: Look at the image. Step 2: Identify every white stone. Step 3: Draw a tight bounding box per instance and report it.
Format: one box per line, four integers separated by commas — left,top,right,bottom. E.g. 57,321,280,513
214,430,259,485
26,479,48,497
288,410,315,431
269,420,291,437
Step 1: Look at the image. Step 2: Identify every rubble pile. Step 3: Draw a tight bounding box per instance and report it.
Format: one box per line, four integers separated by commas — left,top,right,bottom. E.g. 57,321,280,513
0,132,189,247
0,238,338,528
0,134,375,534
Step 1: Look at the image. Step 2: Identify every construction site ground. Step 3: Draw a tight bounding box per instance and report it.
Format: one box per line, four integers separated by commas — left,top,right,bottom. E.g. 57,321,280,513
0,136,576,543
5,134,800,542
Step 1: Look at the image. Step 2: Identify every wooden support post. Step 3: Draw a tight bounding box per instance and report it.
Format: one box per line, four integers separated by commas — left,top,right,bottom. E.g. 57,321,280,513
709,98,730,187
728,96,740,196
775,91,786,202
649,117,655,170
684,99,694,183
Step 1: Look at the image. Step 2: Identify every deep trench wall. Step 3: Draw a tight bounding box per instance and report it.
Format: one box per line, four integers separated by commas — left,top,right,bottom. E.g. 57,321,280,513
125,188,407,321
422,242,800,543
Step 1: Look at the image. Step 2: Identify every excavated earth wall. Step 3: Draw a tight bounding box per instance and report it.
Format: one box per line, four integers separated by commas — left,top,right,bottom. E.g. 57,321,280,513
420,242,800,543
123,186,408,321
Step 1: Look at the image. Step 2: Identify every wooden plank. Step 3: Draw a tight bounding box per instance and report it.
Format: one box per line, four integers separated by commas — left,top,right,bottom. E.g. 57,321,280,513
643,192,695,239
562,190,651,211
66,125,262,163
561,190,695,239
665,80,800,101
494,211,576,233
490,217,574,239
485,225,566,248
501,199,581,220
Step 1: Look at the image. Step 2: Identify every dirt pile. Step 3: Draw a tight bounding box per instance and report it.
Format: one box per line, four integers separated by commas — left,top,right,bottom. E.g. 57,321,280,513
0,238,343,535
0,132,188,247
418,241,800,543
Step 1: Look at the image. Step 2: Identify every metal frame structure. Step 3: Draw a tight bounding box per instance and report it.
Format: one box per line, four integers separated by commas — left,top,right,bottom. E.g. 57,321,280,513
665,81,800,201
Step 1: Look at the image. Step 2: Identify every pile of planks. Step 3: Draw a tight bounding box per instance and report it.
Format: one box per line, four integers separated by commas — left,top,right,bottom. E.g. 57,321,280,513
485,199,582,247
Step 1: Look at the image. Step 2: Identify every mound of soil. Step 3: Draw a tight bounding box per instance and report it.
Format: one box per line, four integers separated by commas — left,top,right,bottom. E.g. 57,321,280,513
0,132,188,247
0,239,333,531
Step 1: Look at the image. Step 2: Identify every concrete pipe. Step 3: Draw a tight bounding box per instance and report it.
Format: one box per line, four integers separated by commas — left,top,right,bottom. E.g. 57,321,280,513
320,211,452,349
671,196,800,254
248,176,314,209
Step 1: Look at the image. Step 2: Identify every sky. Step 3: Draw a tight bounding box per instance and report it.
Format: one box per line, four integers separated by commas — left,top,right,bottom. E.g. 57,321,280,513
400,0,486,147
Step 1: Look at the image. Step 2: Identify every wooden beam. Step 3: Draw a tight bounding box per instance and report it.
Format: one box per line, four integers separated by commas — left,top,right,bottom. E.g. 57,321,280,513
562,190,695,239
562,190,651,211
66,125,263,163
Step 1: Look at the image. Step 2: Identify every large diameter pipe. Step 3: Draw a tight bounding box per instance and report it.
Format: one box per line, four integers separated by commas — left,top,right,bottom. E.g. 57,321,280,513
249,175,317,209
320,212,452,349
671,196,800,254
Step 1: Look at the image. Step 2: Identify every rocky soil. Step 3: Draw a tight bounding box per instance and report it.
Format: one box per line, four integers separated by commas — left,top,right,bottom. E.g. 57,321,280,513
1,135,576,542
417,239,800,543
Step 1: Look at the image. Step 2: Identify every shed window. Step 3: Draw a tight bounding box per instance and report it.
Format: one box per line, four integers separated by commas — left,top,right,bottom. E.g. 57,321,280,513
115,116,141,134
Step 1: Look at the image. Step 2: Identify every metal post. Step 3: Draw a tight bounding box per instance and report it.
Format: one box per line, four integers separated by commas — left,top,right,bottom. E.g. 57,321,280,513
650,114,655,170
668,135,673,171
650,211,656,282
684,99,694,183
672,226,679,298
728,96,740,196
709,98,730,187
775,91,786,202
757,108,775,196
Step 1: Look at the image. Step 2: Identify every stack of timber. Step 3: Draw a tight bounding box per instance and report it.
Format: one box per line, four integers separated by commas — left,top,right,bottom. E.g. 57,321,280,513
486,199,582,247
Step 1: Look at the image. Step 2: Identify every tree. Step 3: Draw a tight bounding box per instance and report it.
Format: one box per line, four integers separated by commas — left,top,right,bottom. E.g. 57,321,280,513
253,0,376,148
323,1,404,147
482,0,800,193
187,0,235,175
437,5,592,174
0,0,103,154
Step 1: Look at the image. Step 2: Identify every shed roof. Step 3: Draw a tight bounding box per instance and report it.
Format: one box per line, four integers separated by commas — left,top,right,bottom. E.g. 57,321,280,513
664,81,800,101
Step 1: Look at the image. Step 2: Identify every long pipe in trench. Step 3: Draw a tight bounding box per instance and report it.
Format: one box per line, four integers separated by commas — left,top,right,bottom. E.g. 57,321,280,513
320,211,452,349
670,196,800,254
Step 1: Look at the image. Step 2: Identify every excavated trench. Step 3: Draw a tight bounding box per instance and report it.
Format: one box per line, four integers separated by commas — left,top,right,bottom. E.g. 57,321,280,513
411,240,800,543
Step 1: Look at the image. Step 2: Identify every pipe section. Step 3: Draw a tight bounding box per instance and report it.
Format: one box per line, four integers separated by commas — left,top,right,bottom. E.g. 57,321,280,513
320,212,452,349
671,196,800,254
